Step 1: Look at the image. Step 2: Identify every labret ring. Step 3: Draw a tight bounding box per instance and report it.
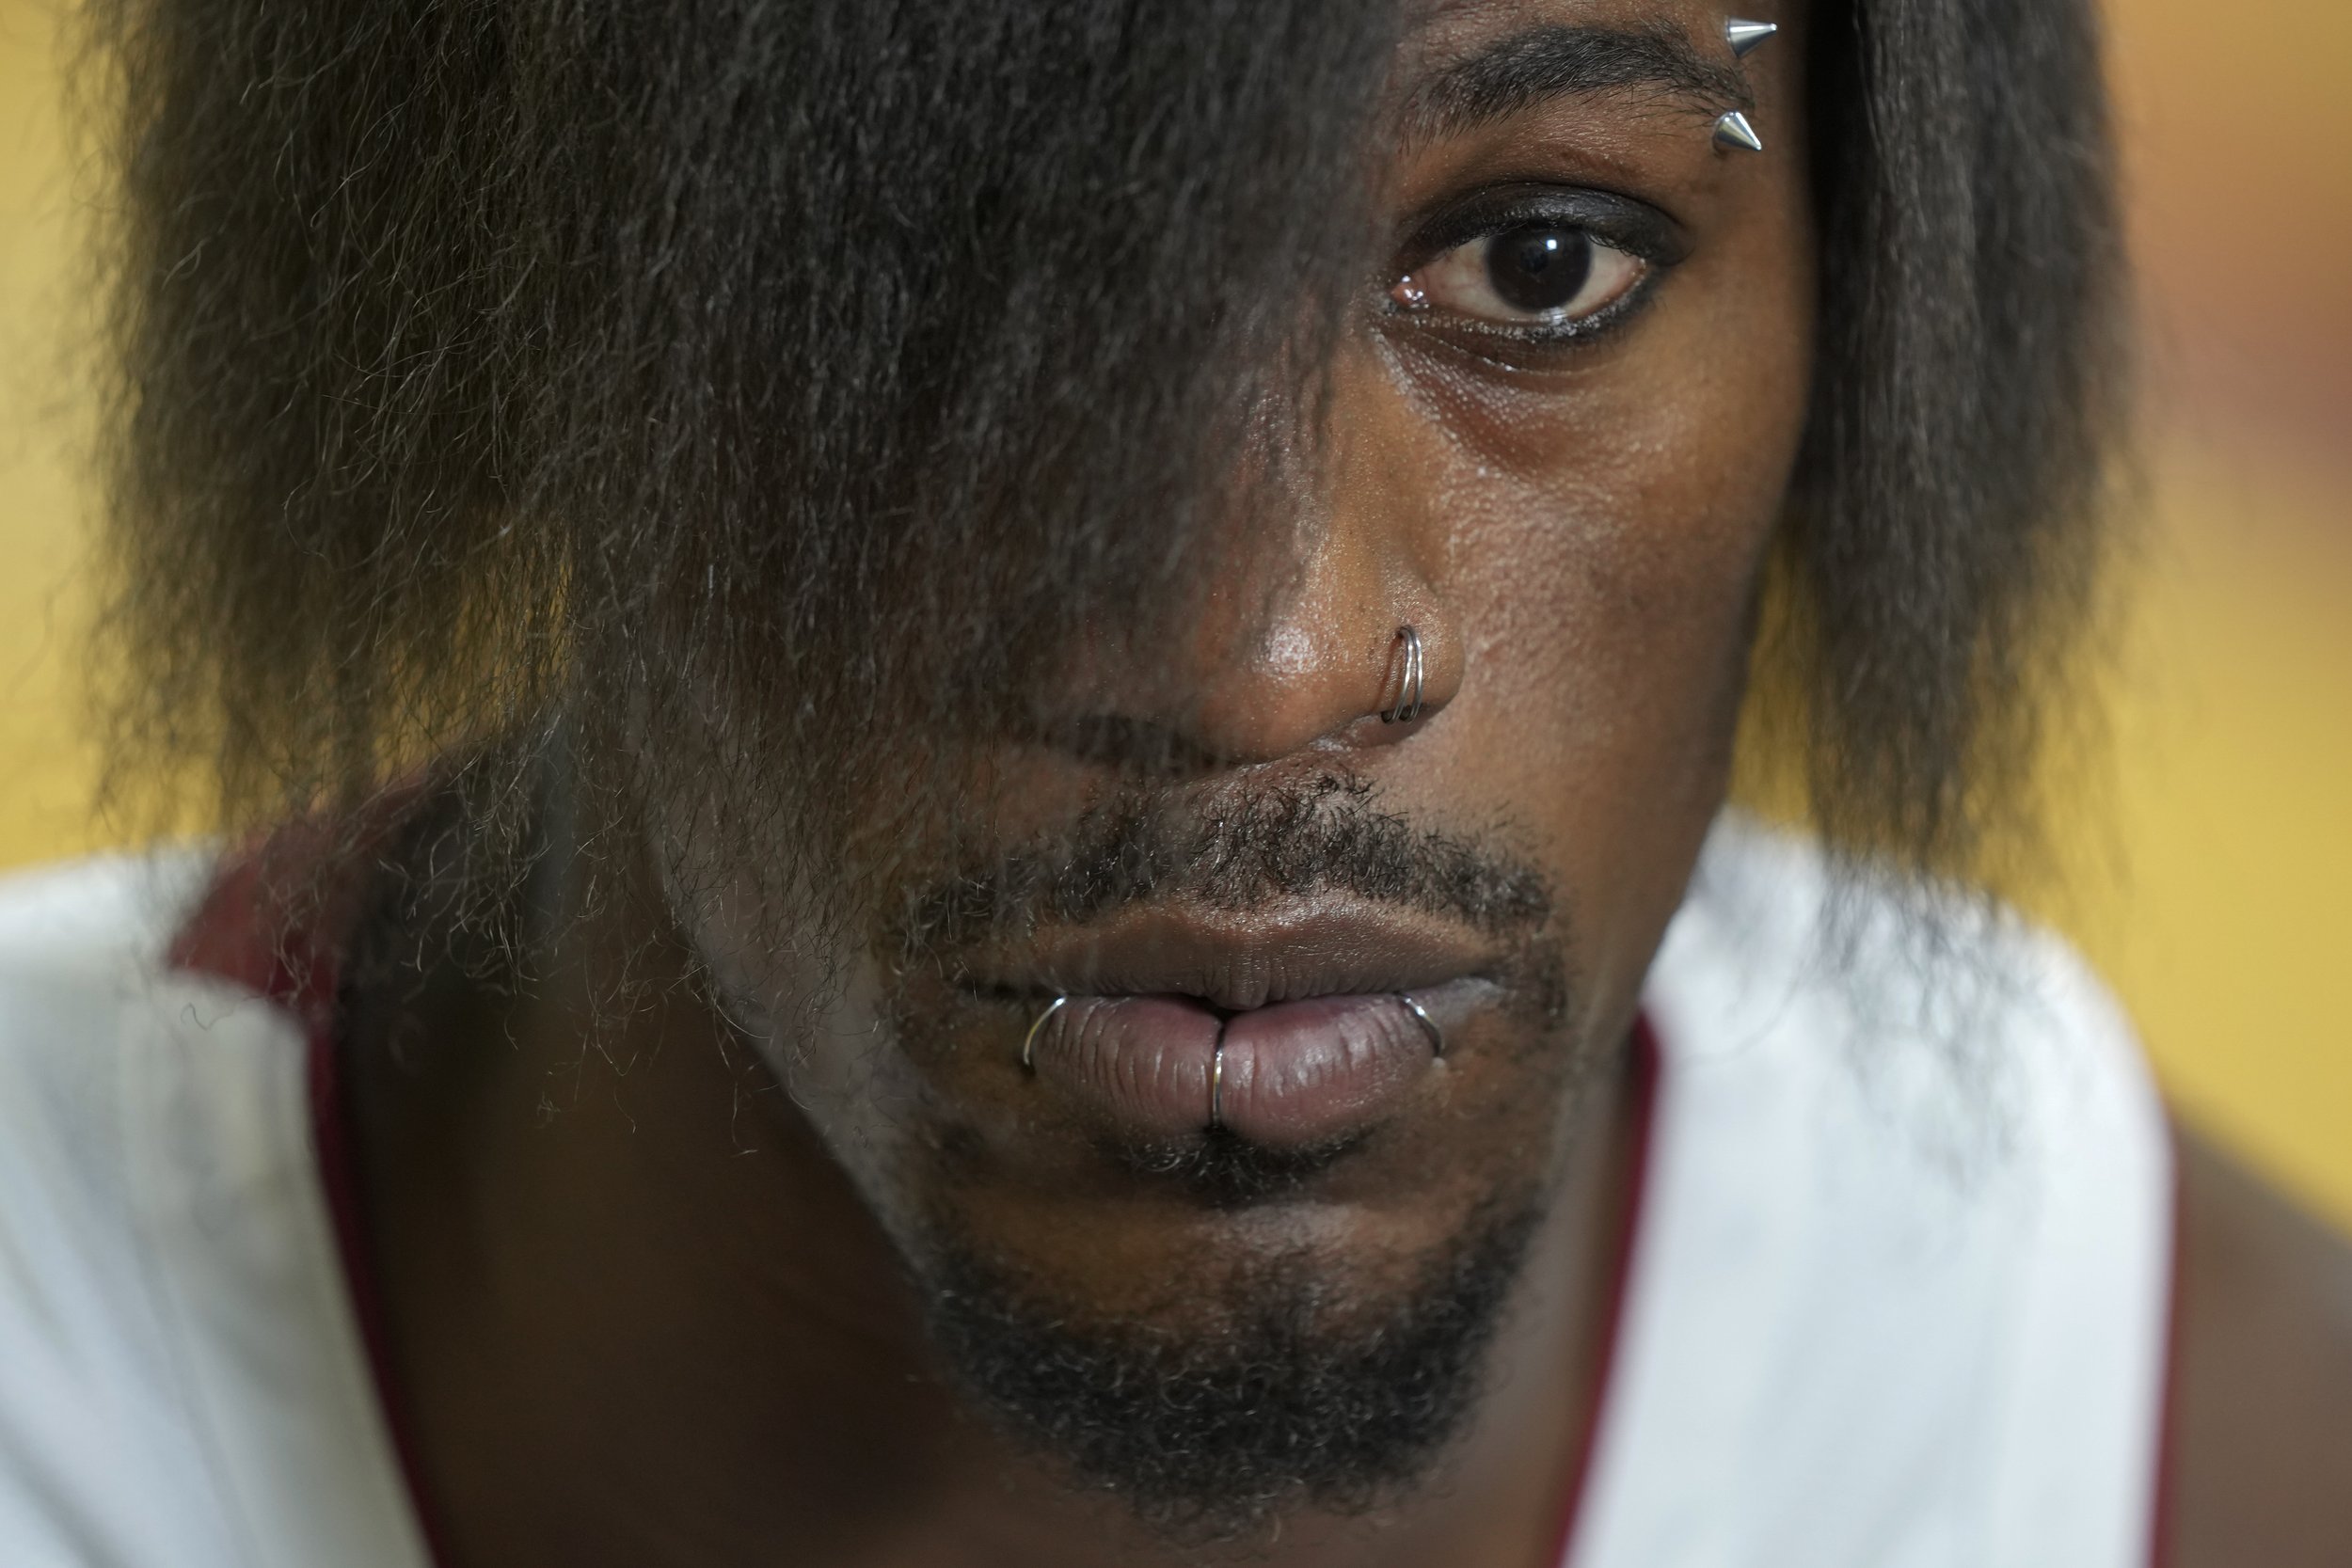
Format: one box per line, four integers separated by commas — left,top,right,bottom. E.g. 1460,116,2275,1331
1713,17,1776,153
1398,992,1446,1058
1380,626,1427,725
1020,995,1067,1073
1206,998,1440,1132
1022,998,1240,1131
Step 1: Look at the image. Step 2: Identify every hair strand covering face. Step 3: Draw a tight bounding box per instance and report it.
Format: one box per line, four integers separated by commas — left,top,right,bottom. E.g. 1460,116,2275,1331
79,0,2126,931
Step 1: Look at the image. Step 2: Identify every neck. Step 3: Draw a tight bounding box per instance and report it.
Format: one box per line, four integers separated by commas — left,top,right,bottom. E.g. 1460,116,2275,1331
339,821,1644,1568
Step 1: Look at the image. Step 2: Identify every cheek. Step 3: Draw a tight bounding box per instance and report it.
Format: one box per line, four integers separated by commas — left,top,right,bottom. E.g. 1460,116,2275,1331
1389,258,1813,630
1343,261,1812,1010
1375,342,1803,777
1383,157,1817,667
646,797,946,1232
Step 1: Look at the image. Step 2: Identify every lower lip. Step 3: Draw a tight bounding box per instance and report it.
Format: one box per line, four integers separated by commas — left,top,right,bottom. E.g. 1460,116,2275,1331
1025,989,1453,1150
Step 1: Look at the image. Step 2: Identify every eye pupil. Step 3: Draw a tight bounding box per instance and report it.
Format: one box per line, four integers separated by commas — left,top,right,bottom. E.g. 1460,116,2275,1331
1486,226,1593,313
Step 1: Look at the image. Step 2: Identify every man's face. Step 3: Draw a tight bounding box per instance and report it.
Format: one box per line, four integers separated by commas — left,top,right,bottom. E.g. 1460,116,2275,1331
663,0,1813,1529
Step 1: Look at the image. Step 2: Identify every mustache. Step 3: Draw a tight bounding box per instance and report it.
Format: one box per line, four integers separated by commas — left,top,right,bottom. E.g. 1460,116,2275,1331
888,771,1555,957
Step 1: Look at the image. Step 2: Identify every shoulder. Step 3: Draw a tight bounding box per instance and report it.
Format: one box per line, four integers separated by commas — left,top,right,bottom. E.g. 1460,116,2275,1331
1617,818,2175,1563
0,850,287,1565
1660,816,2352,1560
0,848,212,982
1656,820,2172,1319
0,849,232,1233
0,850,223,1240
1654,813,2153,1131
0,849,435,1566
1655,811,2169,1268
2169,1132,2352,1565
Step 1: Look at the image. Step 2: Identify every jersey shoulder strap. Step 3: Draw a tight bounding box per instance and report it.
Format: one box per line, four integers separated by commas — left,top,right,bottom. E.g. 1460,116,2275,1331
1568,816,2173,1568
0,851,431,1568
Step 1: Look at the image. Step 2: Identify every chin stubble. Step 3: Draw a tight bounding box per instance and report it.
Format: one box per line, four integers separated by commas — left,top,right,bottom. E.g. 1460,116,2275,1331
915,1191,1547,1544
854,772,1580,1540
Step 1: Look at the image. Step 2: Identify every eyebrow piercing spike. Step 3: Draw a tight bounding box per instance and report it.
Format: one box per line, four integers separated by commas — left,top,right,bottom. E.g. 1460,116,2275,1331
1724,18,1779,58
1712,111,1765,153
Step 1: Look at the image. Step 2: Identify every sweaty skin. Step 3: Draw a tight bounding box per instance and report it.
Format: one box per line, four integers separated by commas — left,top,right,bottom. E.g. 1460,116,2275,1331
330,1,2352,1564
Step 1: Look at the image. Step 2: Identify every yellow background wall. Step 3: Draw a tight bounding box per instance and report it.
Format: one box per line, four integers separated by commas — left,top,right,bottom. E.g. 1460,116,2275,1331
3,1,2346,1228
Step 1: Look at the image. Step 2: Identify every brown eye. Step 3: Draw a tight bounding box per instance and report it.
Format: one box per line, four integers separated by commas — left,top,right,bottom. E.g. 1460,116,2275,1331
1391,222,1647,330
1488,226,1592,311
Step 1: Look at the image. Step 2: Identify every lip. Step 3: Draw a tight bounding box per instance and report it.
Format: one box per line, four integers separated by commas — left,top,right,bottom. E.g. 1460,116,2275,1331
963,898,1496,1009
1025,983,1479,1151
962,901,1498,1153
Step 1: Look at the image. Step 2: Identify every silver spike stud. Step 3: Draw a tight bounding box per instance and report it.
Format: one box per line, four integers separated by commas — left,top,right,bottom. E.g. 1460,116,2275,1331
1712,110,1765,153
1725,18,1779,58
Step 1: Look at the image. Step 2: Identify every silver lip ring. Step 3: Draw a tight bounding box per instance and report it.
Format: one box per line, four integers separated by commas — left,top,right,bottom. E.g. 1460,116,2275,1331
1210,1040,1226,1130
1021,995,1068,1073
1381,626,1425,725
1397,992,1444,1058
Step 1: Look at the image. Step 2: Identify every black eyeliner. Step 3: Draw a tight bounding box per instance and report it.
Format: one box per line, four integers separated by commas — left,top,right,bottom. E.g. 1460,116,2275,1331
1378,182,1687,361
1394,182,1691,274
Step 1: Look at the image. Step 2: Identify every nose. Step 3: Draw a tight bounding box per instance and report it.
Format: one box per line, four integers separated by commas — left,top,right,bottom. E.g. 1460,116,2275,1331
1047,390,1459,770
1172,540,1459,766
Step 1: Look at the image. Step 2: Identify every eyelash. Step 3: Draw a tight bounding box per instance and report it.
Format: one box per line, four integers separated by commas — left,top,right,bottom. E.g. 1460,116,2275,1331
1379,185,1685,358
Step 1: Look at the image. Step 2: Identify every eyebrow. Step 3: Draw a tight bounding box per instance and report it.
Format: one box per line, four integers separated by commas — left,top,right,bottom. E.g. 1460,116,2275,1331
1401,21,1755,145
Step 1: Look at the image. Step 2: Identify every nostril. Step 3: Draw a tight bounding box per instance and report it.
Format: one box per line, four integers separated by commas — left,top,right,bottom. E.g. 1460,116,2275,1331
1033,605,1455,770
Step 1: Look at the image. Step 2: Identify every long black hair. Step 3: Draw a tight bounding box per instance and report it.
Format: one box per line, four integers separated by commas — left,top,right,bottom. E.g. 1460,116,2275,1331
81,0,2124,916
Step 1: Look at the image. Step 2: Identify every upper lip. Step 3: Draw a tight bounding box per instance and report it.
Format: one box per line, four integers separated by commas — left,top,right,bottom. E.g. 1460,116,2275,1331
956,897,1497,1011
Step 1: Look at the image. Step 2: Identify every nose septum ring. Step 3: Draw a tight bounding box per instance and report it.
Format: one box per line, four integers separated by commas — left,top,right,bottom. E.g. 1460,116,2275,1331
1381,626,1427,725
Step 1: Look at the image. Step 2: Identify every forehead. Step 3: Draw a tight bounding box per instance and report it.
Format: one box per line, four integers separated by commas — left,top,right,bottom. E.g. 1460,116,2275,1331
1392,0,1769,141
1410,0,1731,53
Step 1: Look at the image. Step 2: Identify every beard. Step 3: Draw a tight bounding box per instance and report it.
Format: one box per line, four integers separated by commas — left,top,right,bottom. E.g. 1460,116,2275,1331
843,770,1580,1543
917,1190,1547,1544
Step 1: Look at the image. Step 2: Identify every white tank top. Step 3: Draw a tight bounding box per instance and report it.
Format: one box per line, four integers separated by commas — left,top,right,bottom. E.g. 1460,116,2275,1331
0,816,2174,1568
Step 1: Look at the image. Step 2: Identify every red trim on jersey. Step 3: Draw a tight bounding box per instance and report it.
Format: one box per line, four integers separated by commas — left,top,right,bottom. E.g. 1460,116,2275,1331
163,831,346,1037
168,827,460,1568
1549,1016,1664,1567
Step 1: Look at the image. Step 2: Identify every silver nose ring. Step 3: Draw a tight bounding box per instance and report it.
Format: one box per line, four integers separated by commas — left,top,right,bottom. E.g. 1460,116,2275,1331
1381,626,1426,724
1210,1038,1226,1130
1021,995,1068,1072
1398,992,1444,1057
